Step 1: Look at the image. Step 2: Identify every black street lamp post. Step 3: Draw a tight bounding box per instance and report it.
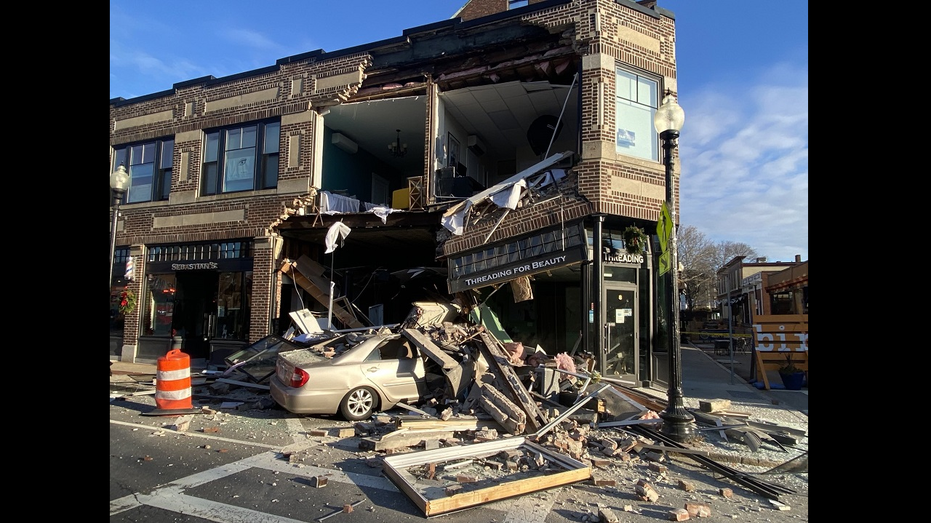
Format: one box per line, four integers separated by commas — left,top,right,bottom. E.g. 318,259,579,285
654,93,696,442
109,165,129,291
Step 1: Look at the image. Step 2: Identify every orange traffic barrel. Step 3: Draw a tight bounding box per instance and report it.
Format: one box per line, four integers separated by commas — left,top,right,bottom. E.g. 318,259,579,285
155,349,192,410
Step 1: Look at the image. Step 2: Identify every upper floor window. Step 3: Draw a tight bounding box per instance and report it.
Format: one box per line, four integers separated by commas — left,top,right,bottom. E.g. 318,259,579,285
202,120,279,195
509,1,529,9
615,69,659,162
113,138,174,203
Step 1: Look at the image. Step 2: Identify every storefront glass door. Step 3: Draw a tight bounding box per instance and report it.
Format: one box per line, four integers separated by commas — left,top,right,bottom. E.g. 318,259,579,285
602,282,637,381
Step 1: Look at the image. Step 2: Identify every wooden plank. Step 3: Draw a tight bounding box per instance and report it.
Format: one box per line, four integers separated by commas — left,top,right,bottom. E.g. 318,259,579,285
423,467,591,516
381,437,591,517
284,256,365,329
754,351,808,390
358,430,455,451
401,329,468,398
393,401,433,418
476,332,548,432
401,328,458,370
751,314,808,389
751,314,808,352
396,417,504,432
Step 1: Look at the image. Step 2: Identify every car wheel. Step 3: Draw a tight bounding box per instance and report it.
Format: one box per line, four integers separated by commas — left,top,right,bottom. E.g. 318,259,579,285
340,386,378,421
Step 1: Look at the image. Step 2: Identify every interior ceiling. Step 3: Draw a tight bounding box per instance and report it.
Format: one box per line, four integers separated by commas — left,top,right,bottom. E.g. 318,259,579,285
285,79,580,281
323,80,579,175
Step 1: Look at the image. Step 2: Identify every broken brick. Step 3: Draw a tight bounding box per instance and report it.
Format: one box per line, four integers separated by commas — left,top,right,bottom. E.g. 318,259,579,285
667,508,690,521
599,507,620,522
329,427,355,438
635,480,659,502
685,502,711,517
590,458,612,469
591,475,616,487
643,451,666,462
699,399,731,413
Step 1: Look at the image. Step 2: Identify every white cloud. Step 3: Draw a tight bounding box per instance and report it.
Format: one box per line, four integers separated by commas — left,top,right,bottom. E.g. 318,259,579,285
222,28,281,51
679,63,808,262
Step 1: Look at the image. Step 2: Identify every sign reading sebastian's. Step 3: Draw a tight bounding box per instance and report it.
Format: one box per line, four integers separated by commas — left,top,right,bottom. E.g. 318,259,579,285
448,245,587,293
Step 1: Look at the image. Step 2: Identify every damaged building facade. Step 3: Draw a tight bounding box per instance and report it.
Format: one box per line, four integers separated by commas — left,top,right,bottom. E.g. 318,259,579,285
109,0,682,388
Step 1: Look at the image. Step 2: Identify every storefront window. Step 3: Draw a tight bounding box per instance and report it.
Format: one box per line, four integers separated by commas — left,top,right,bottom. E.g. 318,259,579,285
217,271,252,340
143,274,177,336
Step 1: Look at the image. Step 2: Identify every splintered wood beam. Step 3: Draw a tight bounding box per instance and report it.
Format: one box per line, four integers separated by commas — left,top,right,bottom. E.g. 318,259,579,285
401,328,458,370
401,328,468,399
477,332,548,432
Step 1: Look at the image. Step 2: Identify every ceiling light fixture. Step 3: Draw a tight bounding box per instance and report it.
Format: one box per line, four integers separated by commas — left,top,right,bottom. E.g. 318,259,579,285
388,129,407,157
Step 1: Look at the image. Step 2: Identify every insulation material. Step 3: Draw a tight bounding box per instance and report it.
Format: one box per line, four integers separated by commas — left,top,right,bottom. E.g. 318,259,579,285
510,275,533,302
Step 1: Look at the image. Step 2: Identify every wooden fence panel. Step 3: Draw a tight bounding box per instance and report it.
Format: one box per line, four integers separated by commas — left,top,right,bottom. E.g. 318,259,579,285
751,314,808,390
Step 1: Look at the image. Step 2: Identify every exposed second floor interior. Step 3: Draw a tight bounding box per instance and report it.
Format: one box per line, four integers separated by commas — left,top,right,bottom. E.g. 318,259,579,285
110,9,583,212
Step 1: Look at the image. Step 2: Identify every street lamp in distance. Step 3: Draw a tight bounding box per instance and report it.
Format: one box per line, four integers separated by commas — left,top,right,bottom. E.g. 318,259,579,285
653,92,696,443
109,165,129,291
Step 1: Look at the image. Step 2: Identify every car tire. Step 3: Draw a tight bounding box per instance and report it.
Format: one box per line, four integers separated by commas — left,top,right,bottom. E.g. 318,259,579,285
340,386,378,421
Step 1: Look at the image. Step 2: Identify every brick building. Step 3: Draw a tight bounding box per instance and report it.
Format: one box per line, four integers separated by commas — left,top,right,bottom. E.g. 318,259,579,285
110,0,683,387
716,255,808,334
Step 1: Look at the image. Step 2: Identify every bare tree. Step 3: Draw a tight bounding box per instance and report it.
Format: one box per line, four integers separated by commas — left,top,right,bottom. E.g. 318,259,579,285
677,226,715,311
711,241,758,276
676,225,758,313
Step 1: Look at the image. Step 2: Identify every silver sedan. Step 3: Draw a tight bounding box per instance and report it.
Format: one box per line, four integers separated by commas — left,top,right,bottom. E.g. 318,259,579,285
270,332,427,420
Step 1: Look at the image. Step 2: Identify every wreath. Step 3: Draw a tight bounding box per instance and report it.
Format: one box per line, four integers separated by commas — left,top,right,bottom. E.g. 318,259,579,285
119,287,137,315
623,225,648,255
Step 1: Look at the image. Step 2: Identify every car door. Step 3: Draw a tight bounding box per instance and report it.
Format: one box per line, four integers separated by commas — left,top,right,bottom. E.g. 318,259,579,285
361,338,425,403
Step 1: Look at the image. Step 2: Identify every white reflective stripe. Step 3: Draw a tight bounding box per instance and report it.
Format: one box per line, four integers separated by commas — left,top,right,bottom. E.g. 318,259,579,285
156,389,192,400
157,368,191,381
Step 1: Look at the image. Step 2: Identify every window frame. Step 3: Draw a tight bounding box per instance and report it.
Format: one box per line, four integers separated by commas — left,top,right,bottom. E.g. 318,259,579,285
112,137,174,203
201,119,280,196
615,67,660,162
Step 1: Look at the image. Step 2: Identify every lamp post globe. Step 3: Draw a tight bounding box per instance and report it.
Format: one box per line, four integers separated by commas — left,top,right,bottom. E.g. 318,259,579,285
109,165,129,291
653,93,696,442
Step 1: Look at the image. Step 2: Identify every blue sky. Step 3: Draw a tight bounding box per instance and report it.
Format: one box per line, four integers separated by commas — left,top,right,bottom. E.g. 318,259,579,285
110,0,808,263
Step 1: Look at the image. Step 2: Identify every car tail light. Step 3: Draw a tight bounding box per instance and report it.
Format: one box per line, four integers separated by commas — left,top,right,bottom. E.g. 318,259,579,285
289,367,310,388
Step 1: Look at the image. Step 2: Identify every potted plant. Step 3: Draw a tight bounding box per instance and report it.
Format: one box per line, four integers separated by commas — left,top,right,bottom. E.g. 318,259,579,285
778,353,806,390
622,225,648,255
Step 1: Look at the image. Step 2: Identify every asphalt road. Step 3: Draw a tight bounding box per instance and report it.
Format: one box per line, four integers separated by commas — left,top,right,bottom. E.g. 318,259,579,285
110,376,808,522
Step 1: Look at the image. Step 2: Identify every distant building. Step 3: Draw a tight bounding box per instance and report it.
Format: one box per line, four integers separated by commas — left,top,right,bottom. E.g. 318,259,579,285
716,255,807,331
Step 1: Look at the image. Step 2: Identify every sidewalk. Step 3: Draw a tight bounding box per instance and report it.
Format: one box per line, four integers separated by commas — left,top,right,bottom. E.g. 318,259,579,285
681,341,808,416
